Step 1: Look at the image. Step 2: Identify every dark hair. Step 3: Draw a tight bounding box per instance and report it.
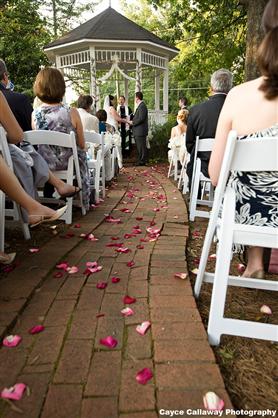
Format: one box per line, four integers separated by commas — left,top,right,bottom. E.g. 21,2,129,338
257,0,278,99
109,94,114,106
179,96,187,106
96,109,107,122
33,67,65,104
135,91,143,100
77,95,93,109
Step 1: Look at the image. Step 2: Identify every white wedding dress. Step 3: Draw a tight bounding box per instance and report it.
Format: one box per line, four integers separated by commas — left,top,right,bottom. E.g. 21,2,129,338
103,95,123,170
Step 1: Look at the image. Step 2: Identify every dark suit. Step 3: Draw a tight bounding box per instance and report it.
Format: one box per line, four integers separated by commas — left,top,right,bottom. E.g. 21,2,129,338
0,83,33,131
186,93,227,187
132,101,148,165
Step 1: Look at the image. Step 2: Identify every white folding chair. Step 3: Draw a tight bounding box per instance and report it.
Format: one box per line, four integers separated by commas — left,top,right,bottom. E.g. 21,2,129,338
24,130,86,224
194,130,278,345
189,137,214,221
84,131,105,203
0,128,31,241
178,152,190,192
0,189,5,252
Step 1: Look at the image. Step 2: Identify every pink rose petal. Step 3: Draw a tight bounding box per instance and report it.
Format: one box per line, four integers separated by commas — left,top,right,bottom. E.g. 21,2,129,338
99,336,118,348
123,295,137,304
111,277,121,283
67,266,79,274
3,335,22,348
1,383,26,401
260,305,272,315
153,208,160,212
203,391,225,411
29,248,40,253
136,217,143,221
86,233,98,241
174,272,188,280
209,254,217,260
86,261,98,268
237,263,245,273
127,261,135,268
74,223,81,228
136,245,144,250
194,258,200,266
121,307,134,316
111,236,119,240
96,282,108,289
105,216,122,224
116,247,131,253
140,238,148,243
53,271,64,278
120,208,131,213
136,368,153,385
28,325,45,335
150,221,156,226
192,230,200,237
136,321,151,335
96,313,105,318
56,262,69,270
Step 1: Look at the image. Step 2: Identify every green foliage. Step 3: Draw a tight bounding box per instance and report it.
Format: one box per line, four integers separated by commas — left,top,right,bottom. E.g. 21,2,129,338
148,115,176,161
0,0,50,93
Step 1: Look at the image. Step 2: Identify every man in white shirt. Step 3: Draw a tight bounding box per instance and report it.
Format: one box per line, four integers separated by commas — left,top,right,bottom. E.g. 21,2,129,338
77,95,99,132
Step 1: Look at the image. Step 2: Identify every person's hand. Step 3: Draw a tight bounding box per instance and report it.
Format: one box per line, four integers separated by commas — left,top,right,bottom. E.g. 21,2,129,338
127,120,133,125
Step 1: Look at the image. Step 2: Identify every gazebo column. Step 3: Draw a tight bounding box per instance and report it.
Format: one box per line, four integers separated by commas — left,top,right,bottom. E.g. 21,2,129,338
155,69,160,111
124,78,129,105
163,61,169,112
135,48,142,93
89,46,98,107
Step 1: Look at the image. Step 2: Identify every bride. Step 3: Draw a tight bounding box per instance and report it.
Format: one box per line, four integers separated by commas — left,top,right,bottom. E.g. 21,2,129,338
103,94,126,132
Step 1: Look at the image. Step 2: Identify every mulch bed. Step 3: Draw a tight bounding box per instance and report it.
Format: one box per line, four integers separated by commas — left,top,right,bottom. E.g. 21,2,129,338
187,216,278,411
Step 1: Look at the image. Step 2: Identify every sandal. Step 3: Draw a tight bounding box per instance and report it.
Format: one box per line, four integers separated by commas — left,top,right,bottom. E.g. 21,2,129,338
0,252,16,265
59,186,81,199
30,205,67,228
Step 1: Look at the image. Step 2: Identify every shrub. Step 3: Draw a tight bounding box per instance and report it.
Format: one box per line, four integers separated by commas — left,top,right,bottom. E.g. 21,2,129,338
148,114,176,162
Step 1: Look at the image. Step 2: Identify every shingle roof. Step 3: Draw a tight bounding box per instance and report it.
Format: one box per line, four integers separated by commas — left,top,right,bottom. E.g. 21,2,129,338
45,7,178,52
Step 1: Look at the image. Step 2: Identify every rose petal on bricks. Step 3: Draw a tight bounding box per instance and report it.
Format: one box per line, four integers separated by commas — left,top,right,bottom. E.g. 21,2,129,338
193,258,200,266
28,325,45,335
96,282,108,289
116,247,131,253
174,272,188,280
99,336,118,348
153,208,160,212
3,335,22,348
136,368,153,385
111,277,121,283
203,391,224,411
136,217,143,221
140,238,148,243
74,223,81,228
192,230,200,237
53,271,64,278
29,248,40,253
136,321,151,335
237,263,245,273
260,305,272,315
67,266,79,274
127,261,135,268
111,236,119,240
86,261,98,268
1,383,26,401
121,307,134,316
136,245,144,250
96,313,105,318
191,268,199,275
120,208,131,213
105,216,122,224
150,221,156,226
86,233,98,241
56,262,69,270
123,295,137,304
173,216,179,219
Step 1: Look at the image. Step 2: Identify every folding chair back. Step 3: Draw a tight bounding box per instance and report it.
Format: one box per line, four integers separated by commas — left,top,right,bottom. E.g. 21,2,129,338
84,131,105,202
24,130,85,223
193,130,278,345
0,127,31,242
189,137,214,221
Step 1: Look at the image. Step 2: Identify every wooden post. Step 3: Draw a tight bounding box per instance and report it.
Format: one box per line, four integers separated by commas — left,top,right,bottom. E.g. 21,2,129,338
89,46,98,106
163,61,169,113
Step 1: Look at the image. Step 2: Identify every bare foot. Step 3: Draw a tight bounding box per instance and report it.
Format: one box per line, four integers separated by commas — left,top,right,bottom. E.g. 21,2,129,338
55,183,77,197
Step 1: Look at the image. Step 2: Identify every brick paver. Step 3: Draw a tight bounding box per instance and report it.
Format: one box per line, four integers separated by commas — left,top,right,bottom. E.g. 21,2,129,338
0,167,232,418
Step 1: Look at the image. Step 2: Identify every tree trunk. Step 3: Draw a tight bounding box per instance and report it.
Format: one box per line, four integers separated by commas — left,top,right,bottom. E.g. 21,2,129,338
242,0,268,81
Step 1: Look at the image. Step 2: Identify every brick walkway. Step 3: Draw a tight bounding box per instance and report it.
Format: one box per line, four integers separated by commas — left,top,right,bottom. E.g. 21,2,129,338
0,166,231,418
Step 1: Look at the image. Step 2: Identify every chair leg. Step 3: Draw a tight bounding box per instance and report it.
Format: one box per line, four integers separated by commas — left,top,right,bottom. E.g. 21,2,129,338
167,157,173,178
189,159,201,222
207,189,235,346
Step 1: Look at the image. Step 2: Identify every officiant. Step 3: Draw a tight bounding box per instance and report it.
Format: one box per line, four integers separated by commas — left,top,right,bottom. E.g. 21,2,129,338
117,95,133,158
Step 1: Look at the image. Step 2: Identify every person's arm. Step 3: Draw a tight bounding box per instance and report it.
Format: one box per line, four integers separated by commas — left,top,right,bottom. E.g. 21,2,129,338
110,106,126,123
208,91,234,186
0,92,23,143
70,107,85,149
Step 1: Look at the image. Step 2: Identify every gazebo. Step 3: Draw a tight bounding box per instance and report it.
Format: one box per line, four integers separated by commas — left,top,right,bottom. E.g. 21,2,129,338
44,7,178,125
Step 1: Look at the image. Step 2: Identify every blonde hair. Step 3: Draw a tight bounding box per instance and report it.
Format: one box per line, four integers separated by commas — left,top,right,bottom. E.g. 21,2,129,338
33,67,65,104
177,109,189,124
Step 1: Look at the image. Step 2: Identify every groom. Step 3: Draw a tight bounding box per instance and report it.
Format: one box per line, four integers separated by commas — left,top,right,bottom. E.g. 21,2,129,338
130,92,148,166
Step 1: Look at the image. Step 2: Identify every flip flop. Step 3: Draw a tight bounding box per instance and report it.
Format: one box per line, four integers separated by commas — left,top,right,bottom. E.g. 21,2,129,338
0,252,16,265
30,205,67,228
59,186,81,199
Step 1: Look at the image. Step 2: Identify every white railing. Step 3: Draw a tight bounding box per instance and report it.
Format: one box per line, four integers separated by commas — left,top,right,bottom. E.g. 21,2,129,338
60,50,90,68
95,49,137,62
142,52,167,69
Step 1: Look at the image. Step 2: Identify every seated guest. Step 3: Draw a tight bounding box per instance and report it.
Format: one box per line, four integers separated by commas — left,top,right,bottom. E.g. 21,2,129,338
96,109,114,134
186,68,233,189
32,67,91,210
77,95,99,132
168,109,188,164
209,0,278,279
